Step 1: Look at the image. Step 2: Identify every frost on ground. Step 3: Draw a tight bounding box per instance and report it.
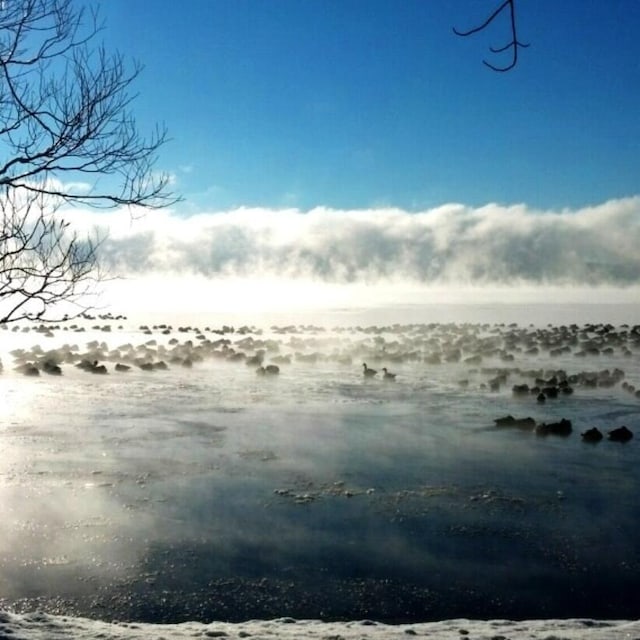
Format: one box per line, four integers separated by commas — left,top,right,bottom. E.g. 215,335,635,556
1,611,639,640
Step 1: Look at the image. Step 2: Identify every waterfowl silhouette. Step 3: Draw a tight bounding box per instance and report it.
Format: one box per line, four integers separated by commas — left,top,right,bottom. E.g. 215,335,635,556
42,360,62,375
581,427,603,443
608,425,633,442
382,367,396,381
536,418,572,437
257,364,280,376
362,363,377,377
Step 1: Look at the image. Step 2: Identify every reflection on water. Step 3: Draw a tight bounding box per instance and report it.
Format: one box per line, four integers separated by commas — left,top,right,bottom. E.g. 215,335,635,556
0,314,639,622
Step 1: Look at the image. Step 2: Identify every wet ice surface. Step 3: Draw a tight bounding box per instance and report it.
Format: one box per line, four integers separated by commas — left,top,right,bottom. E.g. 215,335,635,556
0,311,639,626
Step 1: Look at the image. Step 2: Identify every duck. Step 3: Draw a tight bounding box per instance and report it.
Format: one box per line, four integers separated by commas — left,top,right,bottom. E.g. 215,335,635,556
608,426,633,442
581,427,603,443
76,359,108,374
536,418,572,437
16,362,40,376
382,367,396,381
42,359,62,375
257,364,280,376
362,363,377,377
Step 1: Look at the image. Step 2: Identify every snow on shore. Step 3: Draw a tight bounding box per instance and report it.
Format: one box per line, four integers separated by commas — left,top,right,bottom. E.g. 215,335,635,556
1,612,639,640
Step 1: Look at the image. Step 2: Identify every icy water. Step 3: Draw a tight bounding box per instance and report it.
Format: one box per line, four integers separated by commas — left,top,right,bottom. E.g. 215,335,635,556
1,304,639,624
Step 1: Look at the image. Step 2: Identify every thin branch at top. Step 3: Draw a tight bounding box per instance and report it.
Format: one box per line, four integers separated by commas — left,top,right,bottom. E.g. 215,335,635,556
453,0,529,72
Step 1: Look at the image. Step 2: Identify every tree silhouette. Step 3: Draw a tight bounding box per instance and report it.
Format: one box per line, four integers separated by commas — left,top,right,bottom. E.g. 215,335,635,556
454,0,529,72
0,0,176,322
0,188,100,322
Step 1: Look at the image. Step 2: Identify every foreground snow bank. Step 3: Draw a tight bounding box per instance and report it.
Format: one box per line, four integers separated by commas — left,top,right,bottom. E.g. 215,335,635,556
1,612,639,640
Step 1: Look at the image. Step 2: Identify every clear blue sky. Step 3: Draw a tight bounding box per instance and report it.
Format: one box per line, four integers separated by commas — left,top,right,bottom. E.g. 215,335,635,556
92,0,640,213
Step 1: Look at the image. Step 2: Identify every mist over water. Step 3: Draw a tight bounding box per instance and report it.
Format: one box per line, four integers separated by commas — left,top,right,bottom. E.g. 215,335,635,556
1,303,639,623
89,199,640,285
50,197,640,322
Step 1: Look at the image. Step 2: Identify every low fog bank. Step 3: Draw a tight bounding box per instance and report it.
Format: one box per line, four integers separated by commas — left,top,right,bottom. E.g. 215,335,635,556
78,197,640,287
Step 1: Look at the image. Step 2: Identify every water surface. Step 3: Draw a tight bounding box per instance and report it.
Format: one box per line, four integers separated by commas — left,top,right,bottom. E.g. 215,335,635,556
1,307,639,622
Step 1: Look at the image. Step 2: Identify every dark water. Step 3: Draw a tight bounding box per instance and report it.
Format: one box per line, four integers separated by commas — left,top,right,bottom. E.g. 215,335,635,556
1,319,639,622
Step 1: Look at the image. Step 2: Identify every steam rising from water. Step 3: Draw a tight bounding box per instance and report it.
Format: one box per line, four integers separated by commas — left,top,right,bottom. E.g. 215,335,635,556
82,197,640,285
47,197,639,314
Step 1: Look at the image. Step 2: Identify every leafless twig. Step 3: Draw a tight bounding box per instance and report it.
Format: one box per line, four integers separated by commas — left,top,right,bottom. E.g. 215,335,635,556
0,0,176,322
0,0,178,208
0,187,102,323
453,0,529,72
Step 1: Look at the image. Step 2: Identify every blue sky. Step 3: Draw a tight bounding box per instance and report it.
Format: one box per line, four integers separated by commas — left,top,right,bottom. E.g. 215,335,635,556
57,0,640,315
93,0,640,213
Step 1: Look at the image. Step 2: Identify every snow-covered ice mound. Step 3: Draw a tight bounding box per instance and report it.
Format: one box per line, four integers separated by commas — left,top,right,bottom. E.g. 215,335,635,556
1,612,639,640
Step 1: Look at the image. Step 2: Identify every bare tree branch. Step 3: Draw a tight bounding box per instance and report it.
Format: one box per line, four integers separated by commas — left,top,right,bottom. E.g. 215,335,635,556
0,0,177,323
0,186,103,323
453,0,529,72
0,0,178,208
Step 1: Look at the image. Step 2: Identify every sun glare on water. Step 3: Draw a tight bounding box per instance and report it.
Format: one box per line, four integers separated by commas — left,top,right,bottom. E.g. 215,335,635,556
101,275,403,315
101,275,640,319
